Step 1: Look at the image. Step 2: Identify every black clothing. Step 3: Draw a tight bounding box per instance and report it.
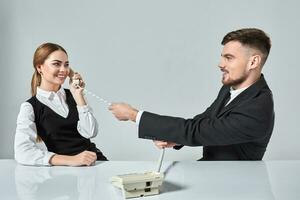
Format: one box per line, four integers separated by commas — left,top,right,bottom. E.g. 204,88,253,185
27,89,107,161
139,75,274,160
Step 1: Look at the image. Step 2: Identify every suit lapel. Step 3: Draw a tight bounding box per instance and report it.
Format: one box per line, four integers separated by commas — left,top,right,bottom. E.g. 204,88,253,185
217,92,249,117
217,74,267,118
212,86,230,116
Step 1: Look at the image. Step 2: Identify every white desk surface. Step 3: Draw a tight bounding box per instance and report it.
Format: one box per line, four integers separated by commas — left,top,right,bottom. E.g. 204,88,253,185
0,160,299,200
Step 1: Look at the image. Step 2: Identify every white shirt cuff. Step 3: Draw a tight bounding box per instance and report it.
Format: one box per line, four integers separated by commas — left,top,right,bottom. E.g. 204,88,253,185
77,105,90,113
136,110,144,126
44,152,56,166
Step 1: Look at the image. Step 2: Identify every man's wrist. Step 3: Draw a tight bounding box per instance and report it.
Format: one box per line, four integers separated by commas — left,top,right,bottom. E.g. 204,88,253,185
130,109,138,122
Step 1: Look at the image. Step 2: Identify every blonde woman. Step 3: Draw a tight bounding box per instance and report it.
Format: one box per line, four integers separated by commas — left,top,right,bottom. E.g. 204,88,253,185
15,43,107,166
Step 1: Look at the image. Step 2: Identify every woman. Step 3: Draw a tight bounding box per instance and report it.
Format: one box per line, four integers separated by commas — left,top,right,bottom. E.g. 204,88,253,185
14,43,107,166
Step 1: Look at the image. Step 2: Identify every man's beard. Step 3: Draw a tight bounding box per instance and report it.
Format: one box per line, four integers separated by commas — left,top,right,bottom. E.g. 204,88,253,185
222,72,248,87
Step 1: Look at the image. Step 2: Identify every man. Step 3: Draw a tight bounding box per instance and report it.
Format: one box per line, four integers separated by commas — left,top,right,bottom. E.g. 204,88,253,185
109,28,274,160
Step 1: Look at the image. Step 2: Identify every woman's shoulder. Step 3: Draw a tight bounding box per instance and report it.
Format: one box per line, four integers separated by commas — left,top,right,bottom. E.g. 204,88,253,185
63,88,76,104
25,96,38,106
17,101,35,122
19,96,38,117
20,100,34,110
63,88,71,94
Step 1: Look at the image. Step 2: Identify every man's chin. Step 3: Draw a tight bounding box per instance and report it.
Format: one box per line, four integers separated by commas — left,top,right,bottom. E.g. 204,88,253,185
222,78,245,88
222,78,237,87
222,79,231,86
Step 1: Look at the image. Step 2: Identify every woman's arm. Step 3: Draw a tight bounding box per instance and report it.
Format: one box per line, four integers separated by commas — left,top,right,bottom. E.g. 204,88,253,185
49,151,97,166
14,102,55,166
15,102,97,166
70,72,99,138
76,105,99,138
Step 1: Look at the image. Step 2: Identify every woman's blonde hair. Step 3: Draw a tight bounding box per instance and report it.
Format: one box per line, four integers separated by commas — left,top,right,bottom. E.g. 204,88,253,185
31,43,68,142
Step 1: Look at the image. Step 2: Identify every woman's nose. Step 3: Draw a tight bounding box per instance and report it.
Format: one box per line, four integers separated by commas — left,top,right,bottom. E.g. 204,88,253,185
59,65,68,71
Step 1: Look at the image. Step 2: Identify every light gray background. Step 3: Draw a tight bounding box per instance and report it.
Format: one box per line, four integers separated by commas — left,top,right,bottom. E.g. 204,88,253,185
1,0,299,161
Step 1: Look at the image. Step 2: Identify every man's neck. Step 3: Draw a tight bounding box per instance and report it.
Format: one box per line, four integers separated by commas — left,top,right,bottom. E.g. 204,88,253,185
232,74,261,90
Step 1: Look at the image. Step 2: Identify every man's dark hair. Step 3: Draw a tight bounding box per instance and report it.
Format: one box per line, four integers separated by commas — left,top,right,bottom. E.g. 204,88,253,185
221,28,271,66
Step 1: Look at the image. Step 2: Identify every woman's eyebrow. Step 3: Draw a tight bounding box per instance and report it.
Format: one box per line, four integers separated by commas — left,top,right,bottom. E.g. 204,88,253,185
51,60,62,63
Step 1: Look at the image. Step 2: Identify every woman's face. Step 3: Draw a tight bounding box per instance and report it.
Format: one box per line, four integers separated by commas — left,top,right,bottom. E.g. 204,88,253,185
38,50,69,90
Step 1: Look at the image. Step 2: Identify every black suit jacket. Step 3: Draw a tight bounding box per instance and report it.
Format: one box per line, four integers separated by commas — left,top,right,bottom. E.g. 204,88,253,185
139,75,274,160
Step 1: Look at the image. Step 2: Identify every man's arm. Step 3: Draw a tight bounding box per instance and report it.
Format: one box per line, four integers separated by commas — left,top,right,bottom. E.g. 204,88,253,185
108,101,214,148
138,94,274,146
108,92,273,147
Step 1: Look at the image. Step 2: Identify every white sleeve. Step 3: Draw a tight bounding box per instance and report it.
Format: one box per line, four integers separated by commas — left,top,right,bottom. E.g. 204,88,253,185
135,110,144,135
136,110,144,126
14,102,55,166
76,105,99,139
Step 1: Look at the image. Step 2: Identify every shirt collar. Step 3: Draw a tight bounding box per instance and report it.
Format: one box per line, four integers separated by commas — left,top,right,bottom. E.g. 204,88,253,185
37,87,66,100
230,86,249,96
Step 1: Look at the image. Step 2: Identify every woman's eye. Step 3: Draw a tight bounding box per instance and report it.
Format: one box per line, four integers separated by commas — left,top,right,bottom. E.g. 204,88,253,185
53,63,60,67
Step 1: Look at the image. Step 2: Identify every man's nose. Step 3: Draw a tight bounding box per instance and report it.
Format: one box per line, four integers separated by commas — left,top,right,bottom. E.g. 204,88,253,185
218,60,224,69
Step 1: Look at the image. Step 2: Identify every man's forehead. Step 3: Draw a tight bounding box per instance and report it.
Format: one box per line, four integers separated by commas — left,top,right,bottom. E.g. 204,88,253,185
223,41,243,50
222,41,247,55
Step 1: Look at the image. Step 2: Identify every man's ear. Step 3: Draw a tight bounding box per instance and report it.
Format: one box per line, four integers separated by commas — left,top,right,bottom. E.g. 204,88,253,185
248,54,261,70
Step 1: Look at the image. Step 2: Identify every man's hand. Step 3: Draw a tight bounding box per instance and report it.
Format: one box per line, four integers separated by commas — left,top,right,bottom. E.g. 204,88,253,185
153,140,177,149
109,103,138,122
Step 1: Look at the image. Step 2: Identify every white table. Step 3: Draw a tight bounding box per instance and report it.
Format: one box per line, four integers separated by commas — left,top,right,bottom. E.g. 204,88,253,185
0,160,299,200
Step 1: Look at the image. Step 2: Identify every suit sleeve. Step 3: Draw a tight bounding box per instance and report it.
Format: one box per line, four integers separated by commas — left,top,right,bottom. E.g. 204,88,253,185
139,93,274,146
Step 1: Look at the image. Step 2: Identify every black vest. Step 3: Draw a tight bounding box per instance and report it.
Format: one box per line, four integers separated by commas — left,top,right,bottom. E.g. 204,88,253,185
27,89,107,160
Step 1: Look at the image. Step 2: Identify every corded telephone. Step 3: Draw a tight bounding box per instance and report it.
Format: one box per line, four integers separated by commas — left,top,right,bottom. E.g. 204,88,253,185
68,68,165,198
68,68,111,105
110,149,165,199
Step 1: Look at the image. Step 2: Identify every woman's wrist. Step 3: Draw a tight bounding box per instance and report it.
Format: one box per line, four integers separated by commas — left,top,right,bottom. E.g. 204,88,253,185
49,154,75,166
73,94,87,106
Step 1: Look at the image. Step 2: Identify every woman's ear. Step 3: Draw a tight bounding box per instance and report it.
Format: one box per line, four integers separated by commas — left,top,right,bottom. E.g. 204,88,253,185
36,65,42,74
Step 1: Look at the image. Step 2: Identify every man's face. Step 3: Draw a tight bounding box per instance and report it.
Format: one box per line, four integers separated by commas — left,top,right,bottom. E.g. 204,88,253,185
218,41,251,89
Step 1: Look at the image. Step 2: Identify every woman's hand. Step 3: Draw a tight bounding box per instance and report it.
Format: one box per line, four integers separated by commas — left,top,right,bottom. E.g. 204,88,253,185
50,151,97,166
69,71,87,106
70,151,97,166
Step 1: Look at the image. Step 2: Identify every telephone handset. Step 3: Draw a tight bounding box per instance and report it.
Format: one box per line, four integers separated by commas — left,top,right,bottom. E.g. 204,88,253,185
69,68,82,88
68,68,111,106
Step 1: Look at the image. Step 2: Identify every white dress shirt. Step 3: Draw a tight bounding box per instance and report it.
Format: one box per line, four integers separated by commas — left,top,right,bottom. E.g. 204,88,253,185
14,87,99,166
225,86,249,106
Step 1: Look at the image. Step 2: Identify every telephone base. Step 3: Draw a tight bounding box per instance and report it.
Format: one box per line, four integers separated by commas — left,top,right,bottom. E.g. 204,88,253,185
110,171,164,199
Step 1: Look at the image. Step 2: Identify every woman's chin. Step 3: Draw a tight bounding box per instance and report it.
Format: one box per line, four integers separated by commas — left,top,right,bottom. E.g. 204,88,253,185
56,78,66,83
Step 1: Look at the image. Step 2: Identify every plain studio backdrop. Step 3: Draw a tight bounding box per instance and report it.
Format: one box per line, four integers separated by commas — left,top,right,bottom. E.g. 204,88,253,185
1,0,299,161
